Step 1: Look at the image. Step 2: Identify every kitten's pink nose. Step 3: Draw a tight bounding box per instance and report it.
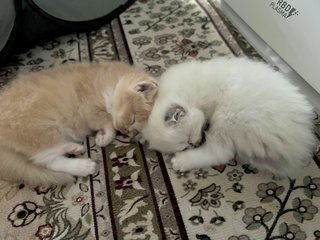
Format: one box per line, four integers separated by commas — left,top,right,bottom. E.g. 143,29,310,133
114,122,128,134
120,128,129,135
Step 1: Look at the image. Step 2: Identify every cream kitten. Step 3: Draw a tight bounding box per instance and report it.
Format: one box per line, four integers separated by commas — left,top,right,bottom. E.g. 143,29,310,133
0,62,158,185
142,57,316,176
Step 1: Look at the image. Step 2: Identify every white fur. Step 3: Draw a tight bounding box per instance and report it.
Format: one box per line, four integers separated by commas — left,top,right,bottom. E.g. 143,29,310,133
48,158,96,177
32,142,96,176
95,130,116,147
95,121,116,147
142,57,316,176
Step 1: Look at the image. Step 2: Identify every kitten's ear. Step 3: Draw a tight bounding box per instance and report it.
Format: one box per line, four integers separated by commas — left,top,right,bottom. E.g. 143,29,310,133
165,105,186,126
135,80,158,101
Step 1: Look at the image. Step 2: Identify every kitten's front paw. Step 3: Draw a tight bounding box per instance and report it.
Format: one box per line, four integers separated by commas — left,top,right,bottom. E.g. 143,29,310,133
171,153,193,172
72,159,96,176
67,144,86,156
135,133,146,144
95,130,115,147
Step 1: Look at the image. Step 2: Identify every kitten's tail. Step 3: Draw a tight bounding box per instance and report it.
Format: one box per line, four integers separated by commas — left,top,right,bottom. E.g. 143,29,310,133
0,147,75,186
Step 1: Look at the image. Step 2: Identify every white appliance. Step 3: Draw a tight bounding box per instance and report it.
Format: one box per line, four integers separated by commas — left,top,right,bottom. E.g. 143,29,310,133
221,0,320,111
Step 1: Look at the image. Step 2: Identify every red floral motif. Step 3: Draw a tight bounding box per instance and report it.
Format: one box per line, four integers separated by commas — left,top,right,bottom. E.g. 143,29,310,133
111,149,139,168
211,159,237,173
115,176,142,190
112,154,134,168
172,38,213,59
172,39,198,58
72,192,88,206
35,224,54,240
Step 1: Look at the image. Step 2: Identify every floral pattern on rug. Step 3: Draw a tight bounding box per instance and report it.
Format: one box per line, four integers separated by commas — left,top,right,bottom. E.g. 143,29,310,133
0,36,80,85
120,0,232,77
120,1,320,239
0,30,113,239
90,136,164,240
162,153,320,240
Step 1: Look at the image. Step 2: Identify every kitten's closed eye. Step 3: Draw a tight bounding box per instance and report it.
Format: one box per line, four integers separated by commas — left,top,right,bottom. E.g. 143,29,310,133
130,114,135,125
119,115,135,135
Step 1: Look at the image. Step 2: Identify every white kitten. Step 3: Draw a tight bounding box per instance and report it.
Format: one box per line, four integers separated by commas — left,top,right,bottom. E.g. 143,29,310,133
142,57,316,176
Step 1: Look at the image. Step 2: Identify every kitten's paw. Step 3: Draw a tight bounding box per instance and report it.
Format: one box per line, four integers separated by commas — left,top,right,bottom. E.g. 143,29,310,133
67,144,86,156
72,159,96,177
135,133,146,144
95,130,115,147
171,153,192,172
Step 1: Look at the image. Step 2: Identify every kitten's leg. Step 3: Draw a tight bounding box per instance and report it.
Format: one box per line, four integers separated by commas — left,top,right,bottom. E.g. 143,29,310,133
33,142,86,160
95,121,116,147
136,133,146,144
32,142,96,176
65,143,86,156
171,141,234,172
46,157,96,177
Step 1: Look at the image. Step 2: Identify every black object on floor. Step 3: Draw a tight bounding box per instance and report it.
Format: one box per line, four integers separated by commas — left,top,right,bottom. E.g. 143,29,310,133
0,0,135,66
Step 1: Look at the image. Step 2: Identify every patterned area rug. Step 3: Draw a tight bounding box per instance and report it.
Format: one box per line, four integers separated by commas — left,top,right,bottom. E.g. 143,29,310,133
1,0,320,239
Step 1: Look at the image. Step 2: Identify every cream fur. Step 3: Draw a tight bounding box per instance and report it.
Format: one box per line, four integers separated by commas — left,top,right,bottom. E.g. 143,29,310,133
0,62,158,186
142,57,316,176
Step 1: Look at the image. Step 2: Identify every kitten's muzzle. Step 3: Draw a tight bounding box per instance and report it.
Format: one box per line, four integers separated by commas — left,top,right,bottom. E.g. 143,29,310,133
199,121,210,146
187,121,210,149
118,128,140,141
119,128,129,135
